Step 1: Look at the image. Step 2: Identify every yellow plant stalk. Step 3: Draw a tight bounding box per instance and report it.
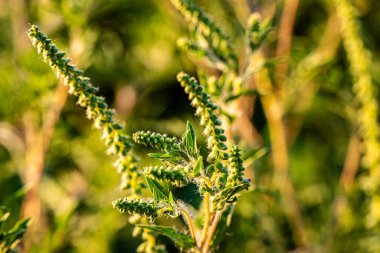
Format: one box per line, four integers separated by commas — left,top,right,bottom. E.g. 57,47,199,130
334,0,380,227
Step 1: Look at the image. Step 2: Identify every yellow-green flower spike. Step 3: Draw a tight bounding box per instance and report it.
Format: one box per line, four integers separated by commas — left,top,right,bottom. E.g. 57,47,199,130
170,0,238,72
144,165,190,187
226,145,249,188
177,72,229,163
334,0,380,228
112,198,161,222
28,25,140,193
133,131,180,152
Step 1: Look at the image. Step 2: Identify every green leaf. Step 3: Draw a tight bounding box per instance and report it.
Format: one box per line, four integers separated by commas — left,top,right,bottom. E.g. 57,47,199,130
169,192,175,204
194,156,203,176
182,121,198,157
148,151,189,165
2,218,30,246
137,225,196,249
148,152,174,159
145,177,170,202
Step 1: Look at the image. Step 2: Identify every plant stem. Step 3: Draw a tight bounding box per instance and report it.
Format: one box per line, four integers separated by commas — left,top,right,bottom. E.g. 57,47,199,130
275,0,300,94
257,67,309,249
325,133,361,251
202,211,222,253
200,193,211,249
181,208,197,245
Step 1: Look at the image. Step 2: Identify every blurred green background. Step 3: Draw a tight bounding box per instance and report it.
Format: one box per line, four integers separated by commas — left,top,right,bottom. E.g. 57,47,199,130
0,0,380,252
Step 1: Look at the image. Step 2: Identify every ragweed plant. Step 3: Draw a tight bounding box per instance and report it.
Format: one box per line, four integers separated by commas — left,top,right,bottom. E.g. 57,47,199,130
171,0,271,135
27,25,165,253
28,0,271,251
28,25,139,194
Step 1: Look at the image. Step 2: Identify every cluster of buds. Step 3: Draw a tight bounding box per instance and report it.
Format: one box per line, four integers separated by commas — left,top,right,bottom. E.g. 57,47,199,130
246,13,271,52
133,131,180,152
170,0,238,72
144,165,190,187
226,145,247,187
177,72,228,162
211,146,249,211
136,240,167,253
112,198,161,222
28,25,140,193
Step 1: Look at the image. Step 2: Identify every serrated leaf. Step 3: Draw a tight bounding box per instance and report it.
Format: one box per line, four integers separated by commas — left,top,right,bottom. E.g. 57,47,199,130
194,156,203,176
169,192,175,204
182,121,198,157
148,151,189,166
146,177,170,202
137,225,195,249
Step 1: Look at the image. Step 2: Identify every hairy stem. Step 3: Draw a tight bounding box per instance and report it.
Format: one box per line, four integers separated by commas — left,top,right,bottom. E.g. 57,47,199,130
202,211,222,253
200,193,211,249
181,208,197,245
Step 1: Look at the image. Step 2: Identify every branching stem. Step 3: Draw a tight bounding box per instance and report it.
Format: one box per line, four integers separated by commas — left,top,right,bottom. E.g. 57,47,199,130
200,193,211,249
181,208,197,245
202,211,222,253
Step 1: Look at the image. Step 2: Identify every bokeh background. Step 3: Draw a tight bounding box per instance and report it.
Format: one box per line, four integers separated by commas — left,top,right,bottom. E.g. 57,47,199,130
0,0,380,252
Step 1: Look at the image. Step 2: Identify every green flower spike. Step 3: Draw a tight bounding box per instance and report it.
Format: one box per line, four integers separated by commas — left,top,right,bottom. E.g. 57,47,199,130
144,165,190,187
211,145,249,211
226,145,249,188
28,25,140,193
334,0,380,228
177,72,229,162
170,0,238,72
133,131,180,152
112,198,161,222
